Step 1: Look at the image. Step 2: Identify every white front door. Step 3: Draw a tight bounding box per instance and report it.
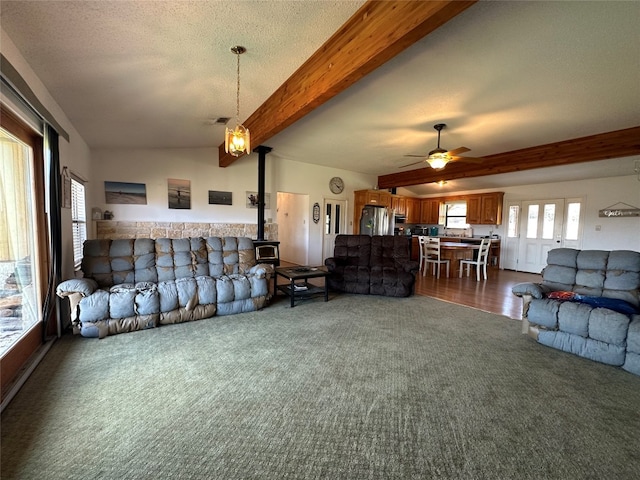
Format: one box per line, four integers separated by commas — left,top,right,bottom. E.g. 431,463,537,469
518,199,565,274
323,199,347,262
502,202,521,271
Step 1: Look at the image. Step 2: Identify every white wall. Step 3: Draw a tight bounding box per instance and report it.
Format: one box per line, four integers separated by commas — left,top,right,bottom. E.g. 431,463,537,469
90,148,274,225
90,148,378,266
502,175,640,251
1,27,92,280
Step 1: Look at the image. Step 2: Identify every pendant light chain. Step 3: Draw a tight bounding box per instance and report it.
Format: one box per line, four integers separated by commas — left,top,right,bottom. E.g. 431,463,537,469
235,50,241,124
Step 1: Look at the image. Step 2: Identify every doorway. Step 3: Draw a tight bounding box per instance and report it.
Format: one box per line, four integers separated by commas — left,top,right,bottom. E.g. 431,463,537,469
503,198,583,273
323,199,347,262
276,192,309,265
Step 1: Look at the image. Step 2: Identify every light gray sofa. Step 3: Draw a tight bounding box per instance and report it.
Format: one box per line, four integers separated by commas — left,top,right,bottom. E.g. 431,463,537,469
512,248,640,376
56,237,272,339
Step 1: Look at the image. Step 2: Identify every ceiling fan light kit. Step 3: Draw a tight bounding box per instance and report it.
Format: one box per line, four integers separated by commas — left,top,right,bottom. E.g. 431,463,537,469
426,124,450,169
401,123,483,170
426,150,449,169
225,46,251,157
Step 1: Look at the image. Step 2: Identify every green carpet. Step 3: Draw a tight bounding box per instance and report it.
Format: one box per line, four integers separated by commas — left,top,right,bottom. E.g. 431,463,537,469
2,294,639,479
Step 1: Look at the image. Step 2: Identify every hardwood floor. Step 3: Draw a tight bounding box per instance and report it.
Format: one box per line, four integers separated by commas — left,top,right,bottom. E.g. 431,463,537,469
414,267,541,320
278,261,541,320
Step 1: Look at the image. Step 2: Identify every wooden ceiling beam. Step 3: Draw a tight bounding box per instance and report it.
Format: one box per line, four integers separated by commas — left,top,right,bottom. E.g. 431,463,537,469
377,126,640,189
218,0,477,167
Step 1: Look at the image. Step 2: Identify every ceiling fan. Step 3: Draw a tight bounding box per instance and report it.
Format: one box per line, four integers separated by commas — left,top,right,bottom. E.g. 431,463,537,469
400,123,484,170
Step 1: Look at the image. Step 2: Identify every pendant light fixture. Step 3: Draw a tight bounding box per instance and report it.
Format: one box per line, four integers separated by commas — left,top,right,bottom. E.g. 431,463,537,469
225,46,250,157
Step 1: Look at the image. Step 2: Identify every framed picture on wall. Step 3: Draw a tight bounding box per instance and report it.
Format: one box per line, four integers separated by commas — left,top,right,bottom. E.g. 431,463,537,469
209,190,233,205
246,191,270,209
104,181,147,204
168,178,191,209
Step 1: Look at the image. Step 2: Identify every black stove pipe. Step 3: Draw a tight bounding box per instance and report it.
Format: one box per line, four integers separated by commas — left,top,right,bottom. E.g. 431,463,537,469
253,145,272,241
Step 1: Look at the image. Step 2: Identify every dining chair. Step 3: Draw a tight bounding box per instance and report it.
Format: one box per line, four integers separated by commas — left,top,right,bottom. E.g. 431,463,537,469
417,236,429,275
424,237,450,278
459,238,491,281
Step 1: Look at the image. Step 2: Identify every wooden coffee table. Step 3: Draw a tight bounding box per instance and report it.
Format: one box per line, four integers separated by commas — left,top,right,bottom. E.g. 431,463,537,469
274,266,330,307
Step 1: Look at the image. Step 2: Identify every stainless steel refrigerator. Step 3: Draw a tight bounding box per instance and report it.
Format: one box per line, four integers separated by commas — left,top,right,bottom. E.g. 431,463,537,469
359,205,394,236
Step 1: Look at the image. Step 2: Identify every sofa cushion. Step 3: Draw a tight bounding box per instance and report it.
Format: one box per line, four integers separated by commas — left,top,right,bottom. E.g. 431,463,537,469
622,352,640,376
528,298,560,329
546,248,578,268
157,281,179,312
588,308,630,346
196,276,217,305
109,285,137,319
576,250,609,270
558,301,590,338
332,235,372,267
538,331,626,366
176,277,198,308
135,284,160,316
625,316,640,354
542,265,577,291
608,250,640,272
78,289,110,322
575,269,605,290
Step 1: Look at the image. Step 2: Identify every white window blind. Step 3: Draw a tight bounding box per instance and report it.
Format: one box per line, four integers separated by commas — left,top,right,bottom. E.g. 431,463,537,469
71,178,86,269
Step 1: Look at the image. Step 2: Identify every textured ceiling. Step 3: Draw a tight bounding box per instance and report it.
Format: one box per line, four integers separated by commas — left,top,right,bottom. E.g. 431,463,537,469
2,1,639,195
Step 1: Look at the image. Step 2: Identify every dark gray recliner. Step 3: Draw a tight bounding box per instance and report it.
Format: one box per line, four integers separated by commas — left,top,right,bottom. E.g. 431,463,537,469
324,235,419,297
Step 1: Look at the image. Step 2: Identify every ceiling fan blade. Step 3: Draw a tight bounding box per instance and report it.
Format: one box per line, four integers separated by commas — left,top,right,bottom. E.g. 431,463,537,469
447,146,470,156
403,154,427,158
399,159,426,168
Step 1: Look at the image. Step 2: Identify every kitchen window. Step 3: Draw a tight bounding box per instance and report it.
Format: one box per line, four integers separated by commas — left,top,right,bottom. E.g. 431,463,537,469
444,201,467,228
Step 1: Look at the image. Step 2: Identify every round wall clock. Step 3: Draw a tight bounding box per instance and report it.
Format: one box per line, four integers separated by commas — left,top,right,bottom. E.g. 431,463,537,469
329,176,344,194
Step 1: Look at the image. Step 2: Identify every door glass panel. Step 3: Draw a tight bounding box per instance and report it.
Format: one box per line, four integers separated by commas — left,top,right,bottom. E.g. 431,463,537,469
566,202,581,240
0,127,41,354
334,204,341,234
542,204,556,239
507,205,519,238
526,205,539,238
325,204,331,235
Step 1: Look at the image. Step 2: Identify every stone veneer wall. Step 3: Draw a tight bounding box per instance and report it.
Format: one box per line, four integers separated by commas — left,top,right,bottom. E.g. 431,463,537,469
95,221,278,240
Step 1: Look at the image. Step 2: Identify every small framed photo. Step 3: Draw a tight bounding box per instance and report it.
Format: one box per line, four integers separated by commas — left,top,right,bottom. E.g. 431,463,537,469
246,191,270,209
105,181,148,205
168,178,191,209
209,190,232,205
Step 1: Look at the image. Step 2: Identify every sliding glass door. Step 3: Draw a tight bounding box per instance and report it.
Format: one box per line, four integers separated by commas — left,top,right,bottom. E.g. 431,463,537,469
1,107,47,393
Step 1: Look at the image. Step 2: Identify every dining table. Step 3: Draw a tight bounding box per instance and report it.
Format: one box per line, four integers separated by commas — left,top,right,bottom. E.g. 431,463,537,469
438,241,481,277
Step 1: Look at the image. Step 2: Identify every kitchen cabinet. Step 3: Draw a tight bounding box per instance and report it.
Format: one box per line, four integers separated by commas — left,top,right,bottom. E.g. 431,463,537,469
355,189,390,207
466,196,482,224
405,198,421,223
353,190,503,234
420,198,441,224
391,195,406,216
480,192,503,224
465,192,504,225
